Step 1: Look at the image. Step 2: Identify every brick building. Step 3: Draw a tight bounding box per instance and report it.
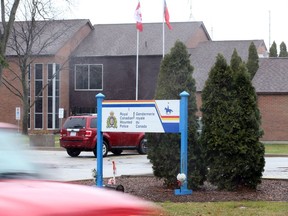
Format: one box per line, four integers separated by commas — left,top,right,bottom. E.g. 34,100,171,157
0,20,287,141
0,19,93,130
253,58,288,141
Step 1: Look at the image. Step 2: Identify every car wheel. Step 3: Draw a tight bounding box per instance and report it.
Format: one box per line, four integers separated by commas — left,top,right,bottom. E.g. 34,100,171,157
93,141,109,158
66,148,81,157
111,149,123,155
137,139,147,154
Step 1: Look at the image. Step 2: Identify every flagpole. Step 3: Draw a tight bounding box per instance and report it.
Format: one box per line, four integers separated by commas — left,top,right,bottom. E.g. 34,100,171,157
136,29,139,100
162,0,165,57
134,0,142,101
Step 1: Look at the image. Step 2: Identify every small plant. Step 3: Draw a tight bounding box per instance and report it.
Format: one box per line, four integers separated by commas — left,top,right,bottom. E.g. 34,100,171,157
91,168,97,183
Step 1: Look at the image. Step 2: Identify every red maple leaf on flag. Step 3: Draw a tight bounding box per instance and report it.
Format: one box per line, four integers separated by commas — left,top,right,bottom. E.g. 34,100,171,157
134,2,143,32
164,0,172,30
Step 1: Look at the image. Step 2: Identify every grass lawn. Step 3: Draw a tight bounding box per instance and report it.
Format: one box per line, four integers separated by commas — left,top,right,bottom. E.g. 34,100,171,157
158,144,288,215
159,201,288,216
264,143,288,154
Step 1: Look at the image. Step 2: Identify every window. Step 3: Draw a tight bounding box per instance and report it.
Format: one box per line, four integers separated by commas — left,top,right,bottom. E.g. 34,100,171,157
75,64,103,90
47,63,60,129
90,118,97,128
63,118,86,129
34,64,43,129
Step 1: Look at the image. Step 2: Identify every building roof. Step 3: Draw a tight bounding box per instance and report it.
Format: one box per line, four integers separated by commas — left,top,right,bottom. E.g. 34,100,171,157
6,19,92,56
253,58,288,93
190,40,267,91
71,21,280,93
72,21,211,56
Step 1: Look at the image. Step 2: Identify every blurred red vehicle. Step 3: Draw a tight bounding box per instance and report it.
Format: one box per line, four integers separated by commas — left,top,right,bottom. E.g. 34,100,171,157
0,123,162,216
0,180,161,216
0,122,18,130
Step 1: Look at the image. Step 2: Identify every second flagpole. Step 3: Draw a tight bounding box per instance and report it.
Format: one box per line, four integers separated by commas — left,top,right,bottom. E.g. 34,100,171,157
136,29,139,100
162,0,165,57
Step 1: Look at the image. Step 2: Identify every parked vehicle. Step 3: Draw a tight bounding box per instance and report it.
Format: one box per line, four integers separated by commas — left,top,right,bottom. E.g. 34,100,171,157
0,124,162,216
60,114,147,157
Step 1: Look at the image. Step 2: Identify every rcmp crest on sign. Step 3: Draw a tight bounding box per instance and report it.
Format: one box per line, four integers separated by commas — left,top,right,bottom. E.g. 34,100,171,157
106,111,117,128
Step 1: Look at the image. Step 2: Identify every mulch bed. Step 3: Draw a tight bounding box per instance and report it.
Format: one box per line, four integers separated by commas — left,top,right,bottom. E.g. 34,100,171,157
68,176,288,202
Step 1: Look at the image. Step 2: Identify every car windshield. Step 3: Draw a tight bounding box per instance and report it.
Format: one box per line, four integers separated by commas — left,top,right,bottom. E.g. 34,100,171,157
0,130,39,179
63,117,86,129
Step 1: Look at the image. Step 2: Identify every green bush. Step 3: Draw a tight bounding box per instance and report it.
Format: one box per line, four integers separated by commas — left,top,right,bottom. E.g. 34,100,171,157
201,52,265,190
147,41,206,189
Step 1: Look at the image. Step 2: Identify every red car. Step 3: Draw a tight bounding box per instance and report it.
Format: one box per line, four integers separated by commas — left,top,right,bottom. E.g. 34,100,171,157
0,122,19,131
0,180,161,216
60,114,147,157
0,124,162,216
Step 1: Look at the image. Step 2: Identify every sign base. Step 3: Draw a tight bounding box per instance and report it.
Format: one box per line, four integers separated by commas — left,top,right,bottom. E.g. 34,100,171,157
174,188,193,196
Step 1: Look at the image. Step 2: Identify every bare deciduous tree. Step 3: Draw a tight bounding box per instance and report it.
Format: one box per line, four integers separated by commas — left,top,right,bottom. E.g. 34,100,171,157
2,0,73,134
0,0,21,84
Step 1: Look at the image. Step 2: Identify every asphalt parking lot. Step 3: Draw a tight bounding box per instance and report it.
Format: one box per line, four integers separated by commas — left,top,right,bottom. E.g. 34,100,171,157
28,149,288,182
29,150,153,181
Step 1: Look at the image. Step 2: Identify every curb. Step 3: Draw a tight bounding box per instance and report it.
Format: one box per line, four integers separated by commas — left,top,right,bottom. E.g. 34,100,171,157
30,146,288,157
32,147,288,157
32,147,64,151
265,154,288,157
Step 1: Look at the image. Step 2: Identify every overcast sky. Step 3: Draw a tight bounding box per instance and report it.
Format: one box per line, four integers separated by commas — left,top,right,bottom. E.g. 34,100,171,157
61,0,288,49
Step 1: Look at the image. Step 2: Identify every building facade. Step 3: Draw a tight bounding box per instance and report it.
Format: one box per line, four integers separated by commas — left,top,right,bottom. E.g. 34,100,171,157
0,19,93,130
1,20,287,141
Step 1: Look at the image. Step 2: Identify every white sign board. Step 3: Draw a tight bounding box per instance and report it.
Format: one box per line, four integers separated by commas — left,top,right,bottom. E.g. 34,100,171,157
102,100,180,133
59,108,64,119
15,107,21,120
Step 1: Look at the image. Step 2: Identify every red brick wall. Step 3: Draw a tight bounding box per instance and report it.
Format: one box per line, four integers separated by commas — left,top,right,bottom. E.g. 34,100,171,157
55,23,93,126
195,92,202,117
258,95,288,141
0,62,23,126
195,93,288,141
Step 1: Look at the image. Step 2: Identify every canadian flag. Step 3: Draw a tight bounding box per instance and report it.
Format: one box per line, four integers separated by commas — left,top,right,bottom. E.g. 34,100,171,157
164,0,172,30
134,1,143,32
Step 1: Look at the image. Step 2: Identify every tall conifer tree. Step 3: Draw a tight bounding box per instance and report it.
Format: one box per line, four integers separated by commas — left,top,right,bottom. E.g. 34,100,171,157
279,41,288,57
201,51,265,190
147,40,206,189
269,41,278,57
246,42,259,79
231,51,265,189
200,54,235,189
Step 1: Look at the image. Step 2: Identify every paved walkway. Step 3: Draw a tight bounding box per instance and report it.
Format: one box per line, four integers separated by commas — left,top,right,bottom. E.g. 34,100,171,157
262,156,288,180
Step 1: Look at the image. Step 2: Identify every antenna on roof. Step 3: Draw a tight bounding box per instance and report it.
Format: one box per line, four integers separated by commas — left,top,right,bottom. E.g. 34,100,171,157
187,0,194,21
211,27,213,40
269,10,271,48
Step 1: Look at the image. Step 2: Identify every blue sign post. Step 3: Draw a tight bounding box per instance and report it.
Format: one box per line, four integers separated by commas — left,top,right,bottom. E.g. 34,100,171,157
96,93,105,187
96,91,192,196
175,91,192,195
